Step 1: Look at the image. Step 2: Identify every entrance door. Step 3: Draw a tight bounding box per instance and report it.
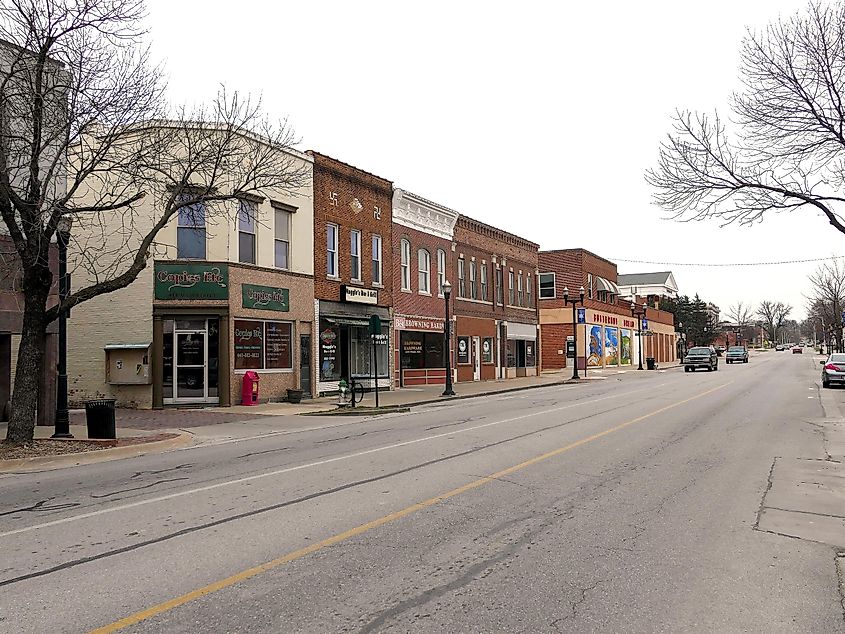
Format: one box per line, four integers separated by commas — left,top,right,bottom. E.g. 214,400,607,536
300,335,311,397
472,337,481,381
165,318,219,405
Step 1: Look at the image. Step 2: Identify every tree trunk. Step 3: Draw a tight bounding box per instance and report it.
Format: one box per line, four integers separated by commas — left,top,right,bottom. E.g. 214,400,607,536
4,267,51,445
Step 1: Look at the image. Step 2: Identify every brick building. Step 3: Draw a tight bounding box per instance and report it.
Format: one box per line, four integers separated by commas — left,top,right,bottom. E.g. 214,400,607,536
539,248,676,372
391,189,458,387
309,152,394,395
452,216,539,383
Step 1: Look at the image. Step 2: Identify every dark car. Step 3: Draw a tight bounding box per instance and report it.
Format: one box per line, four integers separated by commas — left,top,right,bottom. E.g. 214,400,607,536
792,346,803,354
684,346,718,372
821,353,845,388
725,346,748,364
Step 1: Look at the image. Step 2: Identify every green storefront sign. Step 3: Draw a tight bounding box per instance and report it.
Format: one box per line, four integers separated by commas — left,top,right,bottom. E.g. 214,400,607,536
242,283,290,312
154,262,229,300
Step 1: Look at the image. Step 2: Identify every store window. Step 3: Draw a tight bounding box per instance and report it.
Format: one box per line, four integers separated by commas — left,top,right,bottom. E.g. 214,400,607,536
539,272,555,299
234,319,293,370
400,239,411,290
176,198,206,259
238,200,257,265
480,263,488,301
327,223,339,277
506,340,516,367
350,325,389,378
418,249,431,294
525,340,536,367
350,229,362,281
458,258,466,298
372,235,382,285
437,249,446,296
482,337,494,363
274,208,290,269
400,331,445,370
319,320,340,381
457,336,470,364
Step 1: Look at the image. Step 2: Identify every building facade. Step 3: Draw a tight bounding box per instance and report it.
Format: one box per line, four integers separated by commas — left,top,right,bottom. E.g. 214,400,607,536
452,216,539,383
391,189,458,387
617,271,679,301
309,152,394,396
67,133,316,408
539,249,676,372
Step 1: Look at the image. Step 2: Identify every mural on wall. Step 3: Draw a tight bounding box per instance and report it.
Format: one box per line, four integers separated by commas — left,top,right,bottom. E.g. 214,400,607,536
588,325,603,367
604,327,619,366
621,329,632,365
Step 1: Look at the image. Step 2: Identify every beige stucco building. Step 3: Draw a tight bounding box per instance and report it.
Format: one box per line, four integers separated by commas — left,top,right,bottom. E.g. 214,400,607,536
67,128,315,408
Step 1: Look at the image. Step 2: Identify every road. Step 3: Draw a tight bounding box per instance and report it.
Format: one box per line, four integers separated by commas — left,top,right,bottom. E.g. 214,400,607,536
1,351,843,633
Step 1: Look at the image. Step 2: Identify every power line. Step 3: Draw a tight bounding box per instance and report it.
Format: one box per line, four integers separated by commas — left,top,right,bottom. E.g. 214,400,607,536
611,254,845,267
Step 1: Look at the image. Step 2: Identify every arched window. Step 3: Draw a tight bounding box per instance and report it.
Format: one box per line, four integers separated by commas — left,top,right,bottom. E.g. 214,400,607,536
400,239,411,290
418,249,431,294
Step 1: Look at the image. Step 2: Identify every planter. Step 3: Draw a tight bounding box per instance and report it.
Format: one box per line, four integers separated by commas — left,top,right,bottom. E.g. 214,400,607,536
286,389,304,404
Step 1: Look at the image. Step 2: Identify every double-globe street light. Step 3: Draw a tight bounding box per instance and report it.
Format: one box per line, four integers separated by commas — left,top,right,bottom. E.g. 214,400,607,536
441,280,455,397
52,216,73,439
562,286,585,381
631,301,648,371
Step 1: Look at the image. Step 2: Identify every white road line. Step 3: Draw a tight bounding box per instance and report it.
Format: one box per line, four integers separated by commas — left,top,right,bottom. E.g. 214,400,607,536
0,382,670,538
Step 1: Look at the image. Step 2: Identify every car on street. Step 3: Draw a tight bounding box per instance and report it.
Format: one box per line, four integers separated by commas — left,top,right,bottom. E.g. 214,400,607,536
821,353,845,388
792,346,803,354
725,346,748,363
775,344,785,351
684,346,718,372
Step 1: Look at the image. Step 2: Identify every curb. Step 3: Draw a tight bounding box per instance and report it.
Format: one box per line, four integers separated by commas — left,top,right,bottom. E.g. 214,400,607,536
302,406,412,417
0,431,194,474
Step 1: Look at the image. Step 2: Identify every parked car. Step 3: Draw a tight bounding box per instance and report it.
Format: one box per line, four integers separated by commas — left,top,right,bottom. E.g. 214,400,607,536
725,346,748,364
821,353,845,388
684,346,718,372
792,346,803,354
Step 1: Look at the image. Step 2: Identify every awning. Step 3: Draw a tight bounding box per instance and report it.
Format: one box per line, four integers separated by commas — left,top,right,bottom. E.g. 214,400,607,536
104,342,151,350
506,322,537,340
596,276,620,295
325,317,371,327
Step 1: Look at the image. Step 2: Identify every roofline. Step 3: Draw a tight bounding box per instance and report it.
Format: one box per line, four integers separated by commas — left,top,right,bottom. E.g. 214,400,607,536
307,150,392,186
457,214,539,250
539,247,618,269
394,188,460,221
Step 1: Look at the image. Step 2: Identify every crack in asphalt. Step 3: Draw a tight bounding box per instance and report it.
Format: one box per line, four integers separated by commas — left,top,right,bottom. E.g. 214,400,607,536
314,429,394,444
90,478,190,499
0,497,80,518
130,464,192,480
235,447,292,460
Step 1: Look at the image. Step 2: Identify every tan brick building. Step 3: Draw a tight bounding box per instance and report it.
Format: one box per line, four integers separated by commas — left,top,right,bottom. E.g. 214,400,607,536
452,216,539,383
391,189,458,387
538,248,676,372
67,133,316,408
309,152,394,395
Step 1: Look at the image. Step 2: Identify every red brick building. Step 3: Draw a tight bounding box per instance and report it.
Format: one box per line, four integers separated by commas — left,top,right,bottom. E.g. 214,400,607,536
538,248,676,372
452,216,539,383
391,189,458,387
309,152,394,395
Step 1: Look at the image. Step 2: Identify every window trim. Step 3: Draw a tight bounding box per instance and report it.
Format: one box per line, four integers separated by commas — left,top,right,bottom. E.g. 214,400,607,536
176,198,207,260
469,260,477,300
274,208,291,270
517,272,524,307
372,234,383,286
326,222,339,278
350,229,362,282
457,257,466,298
437,248,446,297
496,266,504,305
400,238,411,291
508,270,515,306
526,273,533,307
539,272,555,299
418,248,431,295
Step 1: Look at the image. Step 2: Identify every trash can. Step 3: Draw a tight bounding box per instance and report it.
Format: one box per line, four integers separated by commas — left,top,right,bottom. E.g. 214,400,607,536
85,399,116,439
646,357,656,370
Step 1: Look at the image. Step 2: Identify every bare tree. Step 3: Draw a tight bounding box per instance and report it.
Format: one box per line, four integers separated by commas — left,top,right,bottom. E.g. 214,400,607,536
757,301,793,343
726,302,753,327
0,0,308,444
806,259,845,350
646,2,845,235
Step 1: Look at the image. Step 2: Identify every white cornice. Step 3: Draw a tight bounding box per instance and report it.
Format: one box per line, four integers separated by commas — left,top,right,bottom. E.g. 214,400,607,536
392,188,459,241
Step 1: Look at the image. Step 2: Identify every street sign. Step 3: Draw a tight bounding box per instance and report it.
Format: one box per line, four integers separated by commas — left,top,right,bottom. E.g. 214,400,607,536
641,319,649,331
368,314,382,336
577,308,586,324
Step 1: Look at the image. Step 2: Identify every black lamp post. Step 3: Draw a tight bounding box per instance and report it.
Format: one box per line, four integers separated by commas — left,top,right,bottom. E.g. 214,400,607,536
562,285,585,380
442,280,455,397
52,216,73,439
631,301,647,370
677,321,687,362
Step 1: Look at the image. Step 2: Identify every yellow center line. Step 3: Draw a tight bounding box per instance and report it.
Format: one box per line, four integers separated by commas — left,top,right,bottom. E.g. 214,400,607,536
89,381,731,634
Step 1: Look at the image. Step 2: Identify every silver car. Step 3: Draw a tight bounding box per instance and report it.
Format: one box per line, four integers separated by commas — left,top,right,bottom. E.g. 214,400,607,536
821,353,845,388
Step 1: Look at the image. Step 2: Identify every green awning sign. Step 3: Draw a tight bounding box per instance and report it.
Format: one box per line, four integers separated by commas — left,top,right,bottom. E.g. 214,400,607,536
242,284,290,312
154,263,228,300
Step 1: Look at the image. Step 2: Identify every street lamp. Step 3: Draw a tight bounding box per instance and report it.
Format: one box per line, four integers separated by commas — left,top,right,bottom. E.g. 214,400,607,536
441,280,455,397
562,285,585,380
52,216,73,439
631,301,647,370
677,321,687,361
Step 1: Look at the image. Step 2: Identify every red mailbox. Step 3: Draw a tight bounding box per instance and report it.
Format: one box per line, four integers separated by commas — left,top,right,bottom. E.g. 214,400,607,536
241,371,260,405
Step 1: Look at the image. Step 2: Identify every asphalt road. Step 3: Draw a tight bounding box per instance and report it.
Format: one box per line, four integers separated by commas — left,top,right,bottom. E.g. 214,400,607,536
1,351,843,633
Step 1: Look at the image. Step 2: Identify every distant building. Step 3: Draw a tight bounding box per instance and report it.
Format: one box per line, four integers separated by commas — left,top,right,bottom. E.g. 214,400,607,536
617,271,679,301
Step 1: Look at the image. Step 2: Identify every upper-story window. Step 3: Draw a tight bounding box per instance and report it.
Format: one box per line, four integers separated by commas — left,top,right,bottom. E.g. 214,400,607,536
400,239,411,290
469,260,477,299
496,266,503,305
480,263,488,301
177,197,206,260
526,274,533,307
517,273,524,306
539,273,555,299
274,208,291,270
458,257,466,298
437,249,446,296
238,200,257,265
372,235,382,285
418,249,431,294
326,223,339,278
588,273,594,299
350,229,362,281
508,270,515,305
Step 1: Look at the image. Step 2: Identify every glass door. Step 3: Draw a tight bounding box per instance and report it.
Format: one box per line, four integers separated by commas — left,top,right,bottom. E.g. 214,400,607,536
163,318,219,405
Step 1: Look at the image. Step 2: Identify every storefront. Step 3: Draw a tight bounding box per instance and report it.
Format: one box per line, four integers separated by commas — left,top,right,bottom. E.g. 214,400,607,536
151,261,315,407
394,315,446,386
505,321,538,378
580,308,638,369
316,286,391,395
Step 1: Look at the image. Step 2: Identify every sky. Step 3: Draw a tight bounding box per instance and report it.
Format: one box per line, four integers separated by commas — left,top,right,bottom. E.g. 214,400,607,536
144,0,834,320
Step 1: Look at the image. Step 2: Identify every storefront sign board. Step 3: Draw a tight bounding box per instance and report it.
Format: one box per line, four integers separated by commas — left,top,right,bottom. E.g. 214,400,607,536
154,263,228,300
242,284,290,312
342,285,378,305
394,316,444,332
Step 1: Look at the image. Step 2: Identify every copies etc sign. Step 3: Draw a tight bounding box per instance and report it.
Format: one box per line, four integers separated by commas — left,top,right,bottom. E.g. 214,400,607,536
154,263,228,300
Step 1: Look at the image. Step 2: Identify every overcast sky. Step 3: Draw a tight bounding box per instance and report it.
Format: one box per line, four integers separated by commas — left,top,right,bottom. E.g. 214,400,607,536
145,0,833,321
